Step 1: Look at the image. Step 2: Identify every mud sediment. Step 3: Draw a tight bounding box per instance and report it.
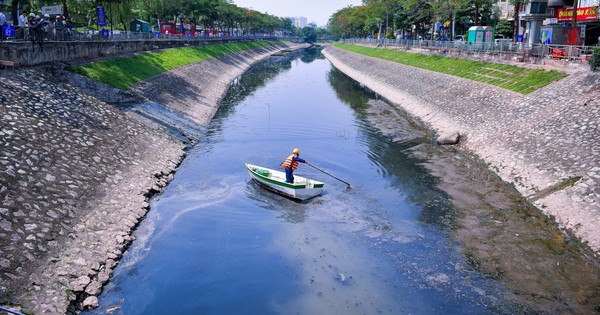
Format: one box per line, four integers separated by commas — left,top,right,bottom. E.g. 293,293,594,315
324,46,600,313
323,46,600,254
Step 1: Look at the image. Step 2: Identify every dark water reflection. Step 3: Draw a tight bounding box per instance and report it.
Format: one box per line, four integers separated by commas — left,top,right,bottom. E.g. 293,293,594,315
86,48,524,314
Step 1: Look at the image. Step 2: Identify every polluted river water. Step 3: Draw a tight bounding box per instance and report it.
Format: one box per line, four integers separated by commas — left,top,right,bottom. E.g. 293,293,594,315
86,48,600,314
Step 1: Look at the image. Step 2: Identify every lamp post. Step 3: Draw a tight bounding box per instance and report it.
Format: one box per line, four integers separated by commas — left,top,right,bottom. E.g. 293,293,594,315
105,0,123,38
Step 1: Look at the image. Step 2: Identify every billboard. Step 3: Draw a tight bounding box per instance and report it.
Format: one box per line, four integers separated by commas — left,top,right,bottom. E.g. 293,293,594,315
42,6,63,15
557,6,599,22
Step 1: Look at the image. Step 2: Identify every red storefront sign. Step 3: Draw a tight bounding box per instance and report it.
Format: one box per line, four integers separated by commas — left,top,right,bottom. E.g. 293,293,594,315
557,6,599,22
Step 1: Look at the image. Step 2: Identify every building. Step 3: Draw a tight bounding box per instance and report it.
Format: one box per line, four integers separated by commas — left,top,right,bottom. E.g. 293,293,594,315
520,1,554,44
495,0,600,46
496,0,516,20
289,16,308,28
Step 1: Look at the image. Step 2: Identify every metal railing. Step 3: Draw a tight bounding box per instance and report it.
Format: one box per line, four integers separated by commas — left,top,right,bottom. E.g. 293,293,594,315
3,27,300,42
342,37,598,64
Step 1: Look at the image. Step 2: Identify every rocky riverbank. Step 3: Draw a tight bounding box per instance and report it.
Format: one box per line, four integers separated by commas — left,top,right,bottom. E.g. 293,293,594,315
323,46,600,255
0,42,308,314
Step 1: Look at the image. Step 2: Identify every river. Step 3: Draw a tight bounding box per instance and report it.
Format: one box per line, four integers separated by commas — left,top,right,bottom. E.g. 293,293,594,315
85,48,599,314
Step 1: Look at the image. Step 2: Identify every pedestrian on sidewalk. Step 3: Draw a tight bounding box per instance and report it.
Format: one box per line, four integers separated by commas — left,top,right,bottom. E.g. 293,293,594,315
0,10,6,42
18,11,28,39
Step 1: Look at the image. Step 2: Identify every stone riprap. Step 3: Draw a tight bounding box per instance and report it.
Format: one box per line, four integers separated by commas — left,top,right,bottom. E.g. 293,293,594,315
0,68,186,313
0,42,307,314
323,46,600,255
132,44,307,126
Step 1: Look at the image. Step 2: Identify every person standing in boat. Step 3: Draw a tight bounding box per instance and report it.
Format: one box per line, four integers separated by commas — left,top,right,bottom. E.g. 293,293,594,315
281,148,309,183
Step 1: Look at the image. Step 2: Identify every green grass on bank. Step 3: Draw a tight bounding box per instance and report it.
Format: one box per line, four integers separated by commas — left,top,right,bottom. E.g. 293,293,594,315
71,41,283,90
334,43,567,94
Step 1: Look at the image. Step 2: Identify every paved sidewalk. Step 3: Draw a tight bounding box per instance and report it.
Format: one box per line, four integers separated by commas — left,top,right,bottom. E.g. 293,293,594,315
324,46,600,254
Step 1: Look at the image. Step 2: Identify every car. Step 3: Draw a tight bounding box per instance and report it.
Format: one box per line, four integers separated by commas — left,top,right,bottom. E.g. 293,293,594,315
494,34,512,43
495,35,513,44
453,35,465,41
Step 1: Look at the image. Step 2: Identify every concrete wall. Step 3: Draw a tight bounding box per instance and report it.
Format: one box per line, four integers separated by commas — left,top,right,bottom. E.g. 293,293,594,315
0,38,274,67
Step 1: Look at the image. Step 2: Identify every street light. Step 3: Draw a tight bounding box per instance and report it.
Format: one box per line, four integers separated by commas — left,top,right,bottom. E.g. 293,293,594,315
104,0,123,38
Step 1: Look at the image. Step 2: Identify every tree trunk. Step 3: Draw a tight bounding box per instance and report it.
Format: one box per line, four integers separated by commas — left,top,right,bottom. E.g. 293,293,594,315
513,3,520,41
572,0,578,27
474,1,479,26
571,0,579,45
62,0,69,19
11,0,19,25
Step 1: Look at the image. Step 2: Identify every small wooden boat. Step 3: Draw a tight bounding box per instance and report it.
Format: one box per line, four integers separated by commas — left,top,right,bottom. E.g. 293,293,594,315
245,163,324,200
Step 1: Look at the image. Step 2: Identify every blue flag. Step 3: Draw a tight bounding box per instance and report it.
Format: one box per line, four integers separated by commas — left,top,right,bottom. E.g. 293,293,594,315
97,6,106,27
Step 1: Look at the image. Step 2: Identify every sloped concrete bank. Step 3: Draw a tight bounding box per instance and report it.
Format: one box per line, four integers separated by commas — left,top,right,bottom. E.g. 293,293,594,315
0,42,307,314
323,46,600,255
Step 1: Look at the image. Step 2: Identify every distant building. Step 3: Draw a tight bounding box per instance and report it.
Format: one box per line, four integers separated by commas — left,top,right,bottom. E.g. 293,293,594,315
496,0,516,21
308,22,317,28
289,16,308,28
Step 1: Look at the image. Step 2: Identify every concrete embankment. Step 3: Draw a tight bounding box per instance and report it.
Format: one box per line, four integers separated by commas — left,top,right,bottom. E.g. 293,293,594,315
323,46,600,255
0,41,307,314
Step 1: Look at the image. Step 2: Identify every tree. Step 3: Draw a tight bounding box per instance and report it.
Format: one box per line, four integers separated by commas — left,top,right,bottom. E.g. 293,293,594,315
495,19,513,38
510,0,528,40
328,5,368,38
302,26,317,43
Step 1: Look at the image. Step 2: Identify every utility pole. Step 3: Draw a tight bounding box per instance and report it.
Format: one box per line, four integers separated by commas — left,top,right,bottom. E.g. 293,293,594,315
571,0,579,45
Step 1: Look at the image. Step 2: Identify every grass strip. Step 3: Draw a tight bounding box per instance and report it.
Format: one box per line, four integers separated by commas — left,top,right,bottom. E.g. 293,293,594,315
333,43,567,94
71,41,282,90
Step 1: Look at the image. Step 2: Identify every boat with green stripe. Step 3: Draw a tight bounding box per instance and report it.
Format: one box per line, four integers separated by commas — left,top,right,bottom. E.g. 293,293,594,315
245,163,324,200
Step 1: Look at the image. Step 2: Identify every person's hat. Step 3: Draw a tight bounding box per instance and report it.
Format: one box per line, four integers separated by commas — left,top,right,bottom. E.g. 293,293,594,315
293,148,300,154
29,13,35,17
43,14,49,18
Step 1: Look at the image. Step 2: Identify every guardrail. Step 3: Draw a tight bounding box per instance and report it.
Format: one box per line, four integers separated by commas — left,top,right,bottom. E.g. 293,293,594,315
342,38,597,64
4,27,300,42
0,34,305,68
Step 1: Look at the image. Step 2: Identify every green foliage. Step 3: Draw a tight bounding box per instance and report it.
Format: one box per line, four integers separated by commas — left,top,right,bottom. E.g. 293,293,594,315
328,5,369,38
9,0,291,36
590,48,600,72
334,43,567,94
302,27,317,43
71,41,280,90
495,20,513,38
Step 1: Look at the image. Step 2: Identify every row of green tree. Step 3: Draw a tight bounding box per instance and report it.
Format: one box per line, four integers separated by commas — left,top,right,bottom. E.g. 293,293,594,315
5,0,305,36
328,0,528,40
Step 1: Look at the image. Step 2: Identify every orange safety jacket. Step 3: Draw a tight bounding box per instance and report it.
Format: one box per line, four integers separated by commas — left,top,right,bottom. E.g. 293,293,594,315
281,154,300,170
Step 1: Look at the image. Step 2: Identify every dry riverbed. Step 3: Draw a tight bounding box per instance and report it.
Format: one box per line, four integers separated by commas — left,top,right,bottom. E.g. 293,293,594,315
364,98,600,314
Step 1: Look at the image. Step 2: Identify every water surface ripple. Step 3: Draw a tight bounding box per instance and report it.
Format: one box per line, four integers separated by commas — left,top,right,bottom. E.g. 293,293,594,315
87,49,522,315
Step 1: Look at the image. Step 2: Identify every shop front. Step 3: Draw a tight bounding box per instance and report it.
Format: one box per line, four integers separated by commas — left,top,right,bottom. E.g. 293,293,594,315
557,4,600,45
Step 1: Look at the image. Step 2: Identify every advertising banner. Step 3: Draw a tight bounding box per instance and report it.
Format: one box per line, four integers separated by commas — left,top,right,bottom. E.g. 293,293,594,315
540,28,552,44
3,24,14,38
557,6,599,22
42,6,63,15
97,6,106,26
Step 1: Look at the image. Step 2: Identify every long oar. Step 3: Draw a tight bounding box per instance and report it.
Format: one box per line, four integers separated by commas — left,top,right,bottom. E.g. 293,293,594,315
307,163,352,188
